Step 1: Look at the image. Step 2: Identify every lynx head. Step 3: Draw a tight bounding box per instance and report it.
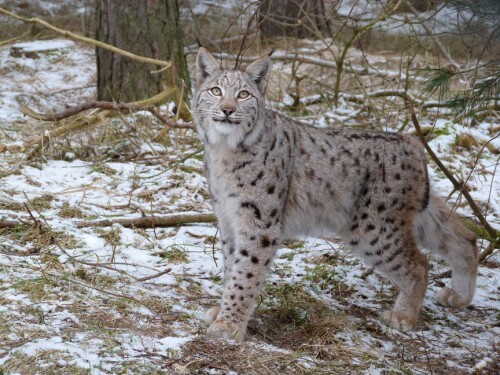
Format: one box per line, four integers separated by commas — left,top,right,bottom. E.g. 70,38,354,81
191,47,270,149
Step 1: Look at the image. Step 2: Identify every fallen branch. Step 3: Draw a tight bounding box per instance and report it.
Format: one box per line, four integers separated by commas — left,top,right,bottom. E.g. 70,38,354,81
1,213,216,230
406,101,499,262
0,220,24,229
0,87,192,157
0,7,171,70
76,213,216,228
20,100,194,130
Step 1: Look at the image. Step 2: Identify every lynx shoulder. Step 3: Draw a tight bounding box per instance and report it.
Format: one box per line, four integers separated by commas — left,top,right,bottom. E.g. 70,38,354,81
191,47,478,341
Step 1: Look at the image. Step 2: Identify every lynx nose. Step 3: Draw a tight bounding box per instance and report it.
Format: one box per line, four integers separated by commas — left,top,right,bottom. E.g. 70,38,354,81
220,100,236,117
221,106,235,117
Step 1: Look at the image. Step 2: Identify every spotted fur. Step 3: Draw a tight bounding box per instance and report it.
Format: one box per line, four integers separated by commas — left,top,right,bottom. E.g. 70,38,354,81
191,48,478,341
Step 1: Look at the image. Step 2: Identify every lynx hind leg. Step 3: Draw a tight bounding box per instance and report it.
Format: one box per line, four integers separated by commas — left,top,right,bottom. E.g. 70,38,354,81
351,218,429,330
415,194,478,308
380,243,429,330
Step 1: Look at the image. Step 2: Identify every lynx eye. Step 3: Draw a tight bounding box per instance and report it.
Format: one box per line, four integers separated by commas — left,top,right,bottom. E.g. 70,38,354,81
238,90,250,99
210,87,222,96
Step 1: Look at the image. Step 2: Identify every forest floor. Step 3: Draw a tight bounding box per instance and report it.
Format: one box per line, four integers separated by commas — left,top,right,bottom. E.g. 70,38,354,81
0,5,499,375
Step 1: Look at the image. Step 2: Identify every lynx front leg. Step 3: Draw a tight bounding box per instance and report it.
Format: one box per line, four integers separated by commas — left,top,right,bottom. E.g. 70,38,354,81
207,232,279,341
205,222,236,326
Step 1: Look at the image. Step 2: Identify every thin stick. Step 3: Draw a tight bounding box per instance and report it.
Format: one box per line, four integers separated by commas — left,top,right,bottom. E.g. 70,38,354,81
406,101,499,260
0,7,171,69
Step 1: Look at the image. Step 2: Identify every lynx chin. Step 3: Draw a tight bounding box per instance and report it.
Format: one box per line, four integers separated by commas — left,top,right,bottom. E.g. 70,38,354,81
191,47,478,341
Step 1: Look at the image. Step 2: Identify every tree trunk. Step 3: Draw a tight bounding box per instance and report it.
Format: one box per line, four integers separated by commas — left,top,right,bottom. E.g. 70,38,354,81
95,0,190,102
258,0,330,39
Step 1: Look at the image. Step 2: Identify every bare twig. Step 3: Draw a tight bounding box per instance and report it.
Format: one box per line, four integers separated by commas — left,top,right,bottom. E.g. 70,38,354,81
403,1,461,72
406,101,499,261
0,26,31,47
58,275,158,314
19,196,174,282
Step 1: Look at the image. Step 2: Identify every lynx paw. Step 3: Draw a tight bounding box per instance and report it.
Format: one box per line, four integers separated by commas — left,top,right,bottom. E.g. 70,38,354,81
382,310,416,331
204,306,220,326
436,287,467,308
207,320,245,341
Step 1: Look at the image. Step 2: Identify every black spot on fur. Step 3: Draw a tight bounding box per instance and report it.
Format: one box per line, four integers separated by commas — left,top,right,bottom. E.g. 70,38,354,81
421,166,430,212
261,236,271,247
270,135,277,151
267,185,275,194
386,247,403,263
240,249,248,256
342,148,352,157
232,160,253,172
246,272,254,279
251,171,264,186
391,264,402,272
241,201,261,220
251,256,259,264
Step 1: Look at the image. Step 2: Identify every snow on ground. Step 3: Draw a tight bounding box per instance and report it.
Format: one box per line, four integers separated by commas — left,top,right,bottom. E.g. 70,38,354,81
0,26,499,375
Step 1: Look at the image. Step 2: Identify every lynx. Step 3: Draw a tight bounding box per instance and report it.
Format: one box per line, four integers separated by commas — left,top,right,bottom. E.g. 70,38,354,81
191,47,478,341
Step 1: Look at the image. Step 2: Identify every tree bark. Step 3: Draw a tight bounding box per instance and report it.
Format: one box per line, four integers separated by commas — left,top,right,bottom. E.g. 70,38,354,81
258,0,330,39
95,0,190,102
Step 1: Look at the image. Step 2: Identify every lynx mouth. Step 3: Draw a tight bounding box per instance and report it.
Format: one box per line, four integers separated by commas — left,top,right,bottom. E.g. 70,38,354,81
213,118,241,125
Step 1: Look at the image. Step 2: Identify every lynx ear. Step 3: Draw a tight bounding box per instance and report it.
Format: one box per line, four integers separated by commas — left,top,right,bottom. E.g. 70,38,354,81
245,55,270,95
196,47,221,86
